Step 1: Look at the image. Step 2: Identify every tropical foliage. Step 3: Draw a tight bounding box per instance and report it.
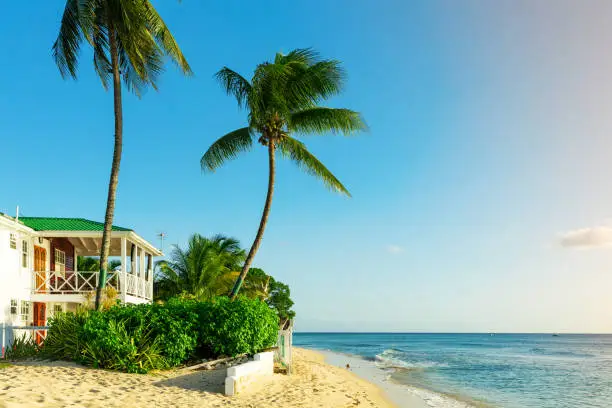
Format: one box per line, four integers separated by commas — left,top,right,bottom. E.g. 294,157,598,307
53,0,191,309
77,257,121,272
201,48,366,298
152,235,295,326
4,334,40,360
247,268,295,327
267,279,296,328
43,297,278,373
154,234,246,301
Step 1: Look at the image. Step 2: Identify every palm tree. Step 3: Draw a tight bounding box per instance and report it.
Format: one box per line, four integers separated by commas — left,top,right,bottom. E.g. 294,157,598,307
201,48,366,299
155,234,246,301
53,0,192,309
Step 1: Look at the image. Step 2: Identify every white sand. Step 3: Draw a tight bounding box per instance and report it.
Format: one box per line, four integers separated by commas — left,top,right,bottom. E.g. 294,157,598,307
0,348,405,408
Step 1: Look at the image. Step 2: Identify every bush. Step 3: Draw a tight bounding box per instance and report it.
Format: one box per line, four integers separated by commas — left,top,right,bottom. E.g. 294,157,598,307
4,334,40,360
79,313,167,373
45,310,167,373
42,297,278,373
198,296,279,357
44,311,88,361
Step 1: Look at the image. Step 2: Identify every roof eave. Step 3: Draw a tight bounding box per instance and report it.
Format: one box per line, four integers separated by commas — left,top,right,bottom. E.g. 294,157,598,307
36,230,162,257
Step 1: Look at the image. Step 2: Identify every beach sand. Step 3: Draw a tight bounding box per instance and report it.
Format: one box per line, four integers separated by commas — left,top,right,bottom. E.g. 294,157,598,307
0,348,406,408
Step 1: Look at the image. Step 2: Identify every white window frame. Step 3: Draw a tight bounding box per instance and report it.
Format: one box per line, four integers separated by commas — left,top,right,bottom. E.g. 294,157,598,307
53,304,63,315
22,240,29,268
55,249,66,276
9,233,16,250
10,299,18,316
20,300,30,323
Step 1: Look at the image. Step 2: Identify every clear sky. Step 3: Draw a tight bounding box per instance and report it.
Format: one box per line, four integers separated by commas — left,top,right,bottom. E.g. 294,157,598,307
2,0,612,333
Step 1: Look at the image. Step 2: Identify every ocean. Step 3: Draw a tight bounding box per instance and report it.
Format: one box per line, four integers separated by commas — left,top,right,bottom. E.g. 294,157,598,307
294,333,612,408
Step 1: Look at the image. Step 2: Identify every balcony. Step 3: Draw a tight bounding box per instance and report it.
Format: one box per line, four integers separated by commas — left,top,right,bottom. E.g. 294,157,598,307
31,270,152,303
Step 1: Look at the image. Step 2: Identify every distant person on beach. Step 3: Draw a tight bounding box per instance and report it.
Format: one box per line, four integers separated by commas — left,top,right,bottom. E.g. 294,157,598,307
346,363,351,370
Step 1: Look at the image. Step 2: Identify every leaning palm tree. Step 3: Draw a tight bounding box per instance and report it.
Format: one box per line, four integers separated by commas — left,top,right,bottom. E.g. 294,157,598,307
53,0,191,309
201,49,366,299
155,234,246,301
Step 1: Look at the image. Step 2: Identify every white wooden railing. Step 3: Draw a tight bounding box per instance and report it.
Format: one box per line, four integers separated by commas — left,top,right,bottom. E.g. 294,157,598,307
32,270,151,300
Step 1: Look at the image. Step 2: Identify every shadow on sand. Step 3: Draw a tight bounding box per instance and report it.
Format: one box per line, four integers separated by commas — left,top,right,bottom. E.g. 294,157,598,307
153,367,228,394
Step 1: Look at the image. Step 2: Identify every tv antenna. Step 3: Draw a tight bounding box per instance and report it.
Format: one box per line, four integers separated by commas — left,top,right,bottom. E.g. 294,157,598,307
157,232,166,253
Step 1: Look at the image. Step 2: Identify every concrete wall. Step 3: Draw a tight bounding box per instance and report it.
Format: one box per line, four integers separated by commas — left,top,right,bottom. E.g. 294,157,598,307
225,352,275,396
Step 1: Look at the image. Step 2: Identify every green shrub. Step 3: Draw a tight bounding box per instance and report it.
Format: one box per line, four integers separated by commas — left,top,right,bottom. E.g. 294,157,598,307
198,296,279,357
42,297,278,373
79,314,167,373
44,311,88,361
150,299,199,365
4,334,40,360
44,310,167,373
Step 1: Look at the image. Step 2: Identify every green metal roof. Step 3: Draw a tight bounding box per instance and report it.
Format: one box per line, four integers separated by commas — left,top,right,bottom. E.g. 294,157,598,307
18,217,132,232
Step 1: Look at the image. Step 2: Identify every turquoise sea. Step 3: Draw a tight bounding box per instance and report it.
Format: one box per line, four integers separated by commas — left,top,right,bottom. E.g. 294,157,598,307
294,333,612,408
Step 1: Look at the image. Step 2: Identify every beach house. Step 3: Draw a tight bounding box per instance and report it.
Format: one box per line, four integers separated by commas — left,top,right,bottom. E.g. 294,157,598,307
0,213,161,330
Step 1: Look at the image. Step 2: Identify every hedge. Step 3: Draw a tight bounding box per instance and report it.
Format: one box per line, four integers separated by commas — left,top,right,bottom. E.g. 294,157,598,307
43,296,278,373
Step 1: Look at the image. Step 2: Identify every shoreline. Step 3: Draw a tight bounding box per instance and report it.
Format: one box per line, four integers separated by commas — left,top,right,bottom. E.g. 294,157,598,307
312,348,477,408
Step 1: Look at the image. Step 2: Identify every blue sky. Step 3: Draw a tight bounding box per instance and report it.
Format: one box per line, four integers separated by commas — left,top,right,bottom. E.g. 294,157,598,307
2,1,612,332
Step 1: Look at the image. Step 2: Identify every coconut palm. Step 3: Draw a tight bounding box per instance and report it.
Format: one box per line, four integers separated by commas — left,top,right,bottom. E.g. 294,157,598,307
154,234,246,301
53,0,191,309
201,48,366,299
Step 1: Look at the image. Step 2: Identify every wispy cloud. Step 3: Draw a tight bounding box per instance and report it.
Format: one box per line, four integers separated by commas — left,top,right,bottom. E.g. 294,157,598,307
387,245,405,254
559,226,612,248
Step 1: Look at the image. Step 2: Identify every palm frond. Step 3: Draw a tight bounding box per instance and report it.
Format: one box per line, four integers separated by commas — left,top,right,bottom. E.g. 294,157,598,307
275,48,320,65
200,127,254,172
285,60,345,109
289,108,367,135
53,0,83,79
277,136,351,196
154,234,246,301
92,27,111,89
215,67,252,108
142,1,192,75
249,61,297,124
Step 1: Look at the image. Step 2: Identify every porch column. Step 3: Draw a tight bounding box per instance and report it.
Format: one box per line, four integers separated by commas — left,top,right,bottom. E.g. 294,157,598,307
138,248,145,298
139,248,145,280
120,237,127,303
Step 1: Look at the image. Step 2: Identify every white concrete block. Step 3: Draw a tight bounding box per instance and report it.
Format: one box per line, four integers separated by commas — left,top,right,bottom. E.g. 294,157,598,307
225,376,237,396
254,351,274,362
224,352,276,396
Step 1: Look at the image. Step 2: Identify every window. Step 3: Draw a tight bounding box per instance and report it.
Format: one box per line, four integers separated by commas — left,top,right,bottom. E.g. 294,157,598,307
9,233,16,249
55,249,66,275
53,304,63,314
20,300,30,322
22,240,29,268
10,299,18,315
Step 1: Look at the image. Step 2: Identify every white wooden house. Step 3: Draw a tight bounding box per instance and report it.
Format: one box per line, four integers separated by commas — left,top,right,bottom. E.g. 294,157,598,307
0,213,161,330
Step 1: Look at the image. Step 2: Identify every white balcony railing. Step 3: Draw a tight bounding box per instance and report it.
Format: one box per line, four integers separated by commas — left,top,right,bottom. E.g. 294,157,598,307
32,270,151,301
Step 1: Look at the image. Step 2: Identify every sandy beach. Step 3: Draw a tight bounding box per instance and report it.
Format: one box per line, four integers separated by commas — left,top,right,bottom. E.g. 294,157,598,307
0,348,402,408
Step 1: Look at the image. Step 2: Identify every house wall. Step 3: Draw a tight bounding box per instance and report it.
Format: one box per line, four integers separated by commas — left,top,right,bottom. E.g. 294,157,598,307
50,238,75,272
0,222,41,327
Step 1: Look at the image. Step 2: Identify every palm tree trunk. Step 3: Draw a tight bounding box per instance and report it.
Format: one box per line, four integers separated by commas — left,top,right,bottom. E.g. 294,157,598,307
229,140,276,300
95,27,123,310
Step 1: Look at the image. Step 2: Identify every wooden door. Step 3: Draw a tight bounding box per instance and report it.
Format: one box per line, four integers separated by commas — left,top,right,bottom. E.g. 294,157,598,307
34,246,46,292
33,302,46,345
